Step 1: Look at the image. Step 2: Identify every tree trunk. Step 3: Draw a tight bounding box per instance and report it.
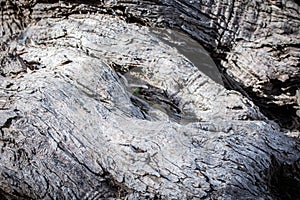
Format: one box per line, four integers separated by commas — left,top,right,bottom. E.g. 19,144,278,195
1,0,299,199
100,0,300,130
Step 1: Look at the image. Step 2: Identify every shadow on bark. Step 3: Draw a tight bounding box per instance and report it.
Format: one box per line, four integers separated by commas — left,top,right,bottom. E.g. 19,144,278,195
268,157,300,200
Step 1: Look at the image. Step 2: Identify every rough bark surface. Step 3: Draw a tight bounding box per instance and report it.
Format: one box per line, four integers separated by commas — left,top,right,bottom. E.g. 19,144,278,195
98,0,300,130
0,1,300,200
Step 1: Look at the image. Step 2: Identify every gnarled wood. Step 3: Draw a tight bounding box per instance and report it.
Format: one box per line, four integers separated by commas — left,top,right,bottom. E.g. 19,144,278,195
1,1,300,199
98,0,300,129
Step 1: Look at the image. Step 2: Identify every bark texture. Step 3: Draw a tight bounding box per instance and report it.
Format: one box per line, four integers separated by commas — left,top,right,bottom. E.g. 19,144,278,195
99,0,300,130
0,0,300,199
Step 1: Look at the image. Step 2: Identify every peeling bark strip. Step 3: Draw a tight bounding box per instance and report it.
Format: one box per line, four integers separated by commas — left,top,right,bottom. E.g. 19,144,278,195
1,0,300,199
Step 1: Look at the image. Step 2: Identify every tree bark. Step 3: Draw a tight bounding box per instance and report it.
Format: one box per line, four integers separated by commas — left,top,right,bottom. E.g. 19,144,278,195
99,0,300,130
1,0,300,199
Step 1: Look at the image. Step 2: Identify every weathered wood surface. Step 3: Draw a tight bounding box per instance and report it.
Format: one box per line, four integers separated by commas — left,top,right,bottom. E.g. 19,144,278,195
99,0,300,129
0,0,300,199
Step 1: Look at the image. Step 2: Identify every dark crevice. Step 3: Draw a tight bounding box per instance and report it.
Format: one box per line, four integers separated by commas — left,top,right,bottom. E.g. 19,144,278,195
137,85,181,113
128,83,183,122
265,78,300,96
245,78,300,130
111,60,196,124
96,168,130,199
243,83,300,131
268,156,300,200
214,58,252,99
110,62,137,75
110,5,147,26
0,188,31,200
256,101,299,131
212,57,300,131
0,116,21,130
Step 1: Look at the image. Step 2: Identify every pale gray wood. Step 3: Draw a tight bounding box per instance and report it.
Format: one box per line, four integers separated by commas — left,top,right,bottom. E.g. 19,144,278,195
1,1,299,199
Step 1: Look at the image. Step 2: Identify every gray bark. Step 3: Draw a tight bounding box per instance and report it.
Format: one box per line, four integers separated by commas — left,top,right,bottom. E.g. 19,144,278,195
98,0,300,130
42,0,299,129
0,0,300,199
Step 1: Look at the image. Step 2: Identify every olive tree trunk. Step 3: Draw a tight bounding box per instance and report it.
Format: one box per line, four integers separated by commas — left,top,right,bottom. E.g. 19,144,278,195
100,0,300,130
0,1,299,199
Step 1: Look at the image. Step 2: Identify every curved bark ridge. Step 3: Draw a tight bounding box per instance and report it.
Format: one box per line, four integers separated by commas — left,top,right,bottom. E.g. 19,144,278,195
1,0,299,130
1,13,300,199
99,0,300,129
